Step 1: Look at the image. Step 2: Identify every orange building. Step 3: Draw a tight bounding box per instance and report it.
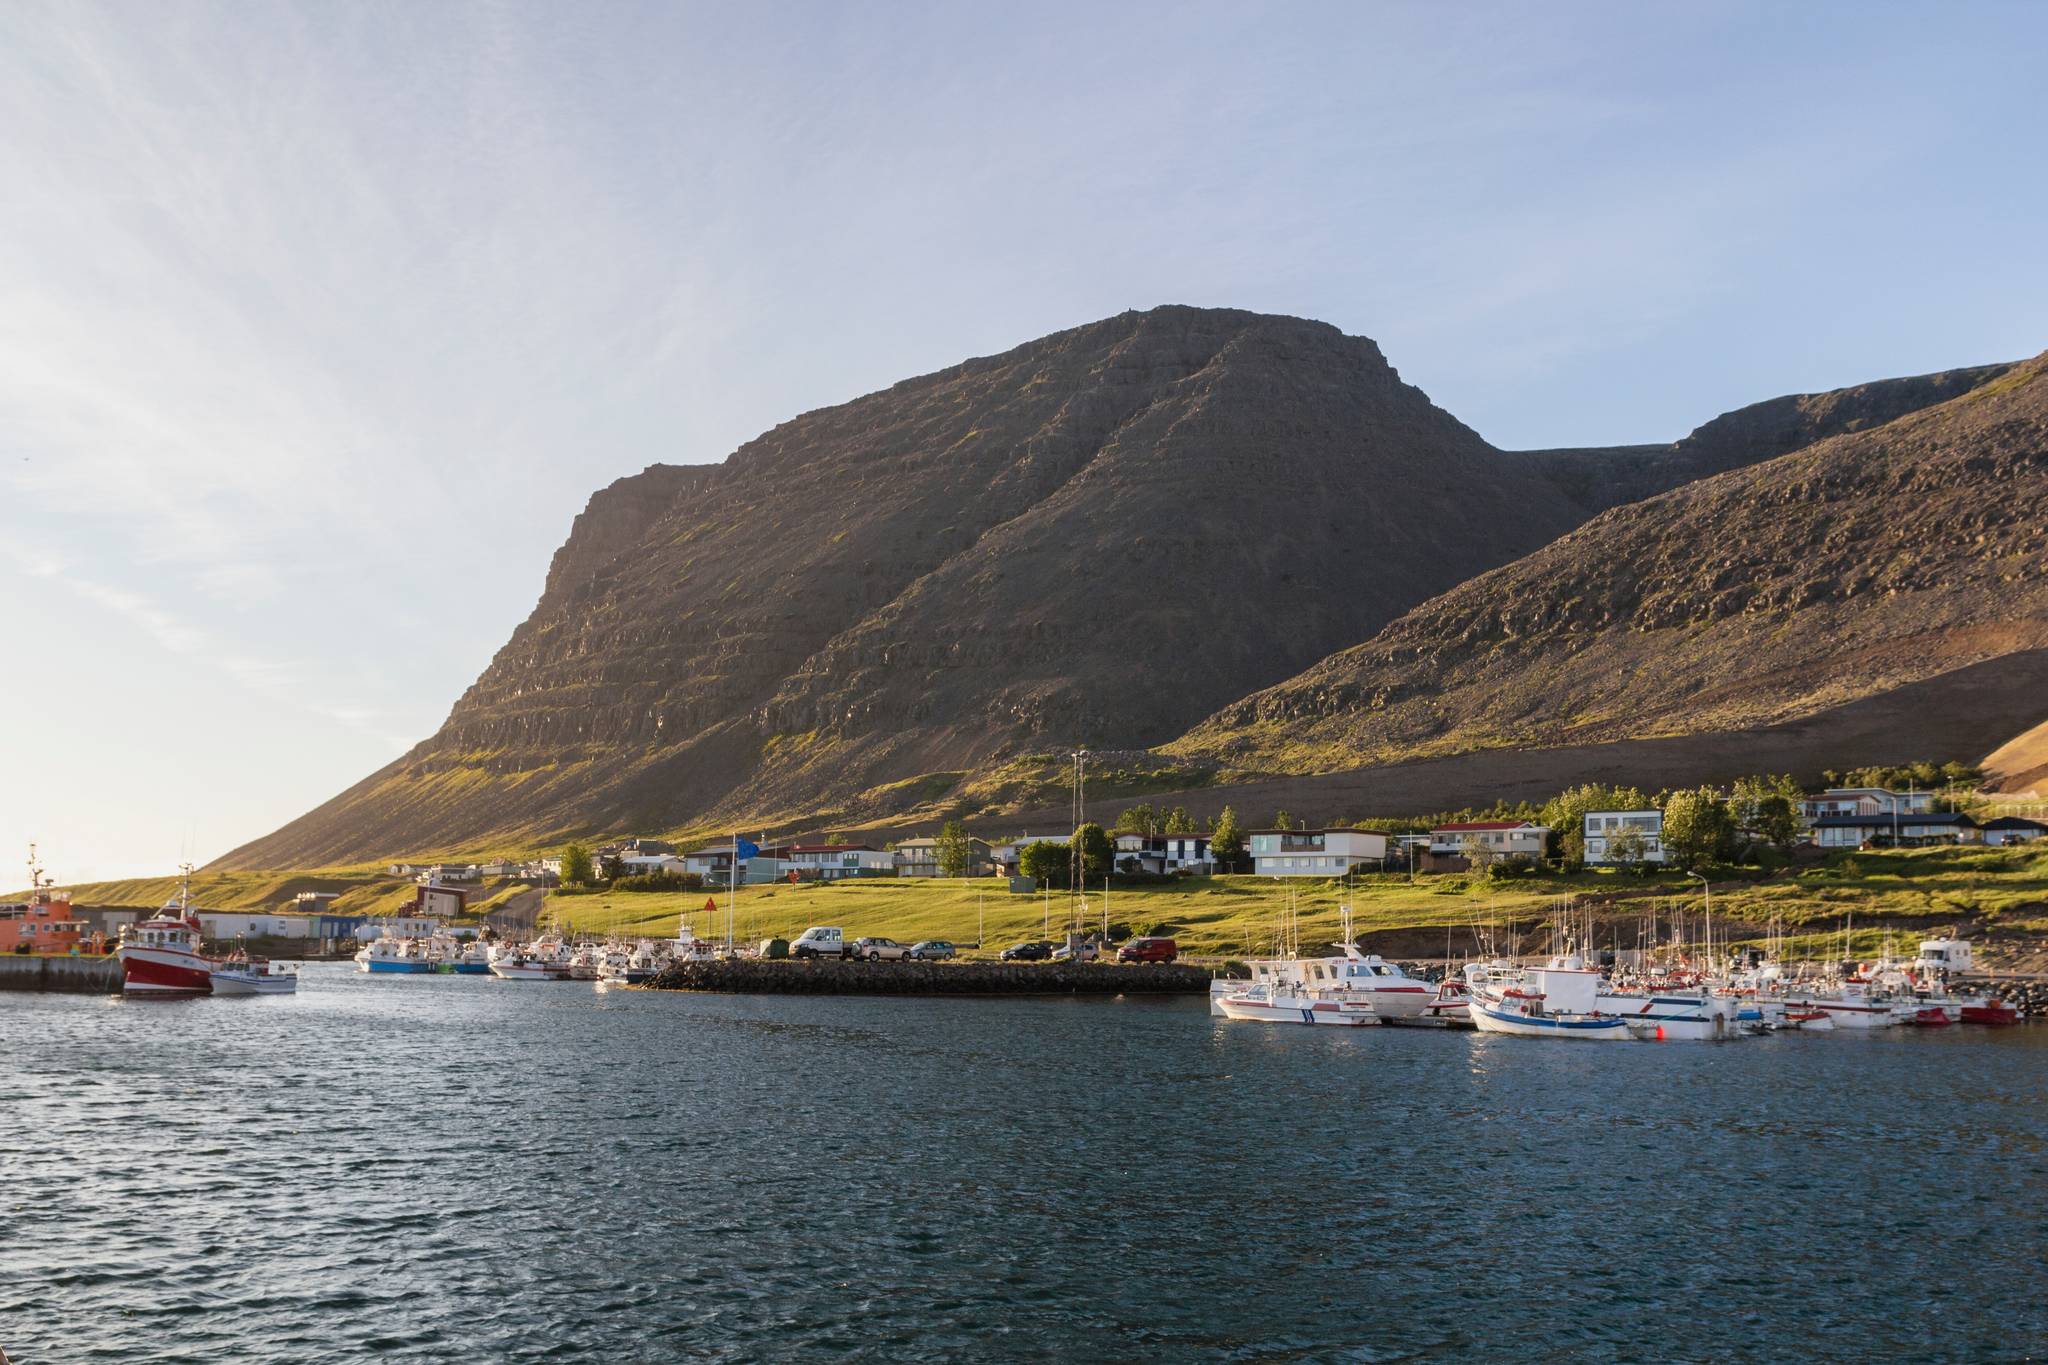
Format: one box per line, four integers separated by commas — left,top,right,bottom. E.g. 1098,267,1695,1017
0,889,88,955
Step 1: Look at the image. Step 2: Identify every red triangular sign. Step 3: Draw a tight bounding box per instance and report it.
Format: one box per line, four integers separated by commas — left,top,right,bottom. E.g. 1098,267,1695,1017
702,897,719,915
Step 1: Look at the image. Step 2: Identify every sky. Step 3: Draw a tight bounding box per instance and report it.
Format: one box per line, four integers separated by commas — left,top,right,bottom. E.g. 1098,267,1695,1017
3,0,2045,884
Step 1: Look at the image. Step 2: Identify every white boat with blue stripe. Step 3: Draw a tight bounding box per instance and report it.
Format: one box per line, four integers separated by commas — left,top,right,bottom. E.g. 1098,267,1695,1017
1464,957,1628,1042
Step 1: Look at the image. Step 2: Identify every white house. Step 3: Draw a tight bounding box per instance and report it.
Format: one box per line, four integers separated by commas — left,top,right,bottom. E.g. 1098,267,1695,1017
1982,816,2048,846
684,844,746,879
786,844,897,879
1810,812,1979,848
414,885,470,919
1429,820,1550,860
1248,828,1390,876
989,834,1071,874
1584,811,1666,865
1801,787,1938,822
618,853,689,876
194,912,297,939
894,837,993,877
1162,833,1214,874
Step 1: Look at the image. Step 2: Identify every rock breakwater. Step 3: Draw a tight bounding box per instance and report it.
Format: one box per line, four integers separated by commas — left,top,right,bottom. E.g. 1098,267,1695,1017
643,957,1211,997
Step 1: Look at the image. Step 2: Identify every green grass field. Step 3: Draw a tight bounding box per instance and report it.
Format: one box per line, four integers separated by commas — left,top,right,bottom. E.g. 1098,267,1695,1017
30,845,2046,962
542,845,2048,959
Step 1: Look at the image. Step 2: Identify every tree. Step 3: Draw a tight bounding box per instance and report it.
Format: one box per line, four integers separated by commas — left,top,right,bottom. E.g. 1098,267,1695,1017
599,854,626,882
1072,822,1114,881
560,844,594,885
1113,803,1156,835
1661,786,1736,869
1459,834,1497,870
1539,784,1651,870
1018,840,1067,887
1210,806,1246,872
936,819,974,877
1164,806,1196,834
1273,810,1295,832
1731,774,1804,846
1606,826,1648,875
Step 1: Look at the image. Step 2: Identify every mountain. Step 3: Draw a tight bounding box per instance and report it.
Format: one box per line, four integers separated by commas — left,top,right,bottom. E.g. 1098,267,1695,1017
1169,354,2048,777
216,306,2041,869
220,307,1632,867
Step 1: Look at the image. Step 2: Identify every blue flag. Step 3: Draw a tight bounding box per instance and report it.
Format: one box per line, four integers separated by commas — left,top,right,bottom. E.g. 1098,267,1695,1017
734,836,760,861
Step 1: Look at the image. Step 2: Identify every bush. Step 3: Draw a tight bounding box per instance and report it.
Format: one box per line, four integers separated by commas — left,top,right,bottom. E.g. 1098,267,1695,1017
612,870,704,893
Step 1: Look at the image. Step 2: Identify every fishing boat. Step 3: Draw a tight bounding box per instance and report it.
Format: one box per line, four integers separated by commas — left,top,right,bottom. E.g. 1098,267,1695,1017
1594,983,1742,1041
354,936,438,974
209,948,298,996
442,938,493,975
1213,982,1378,1026
488,950,567,981
567,942,605,980
117,867,215,996
1773,979,1905,1028
1464,957,1629,1041
1960,997,2020,1026
596,939,663,985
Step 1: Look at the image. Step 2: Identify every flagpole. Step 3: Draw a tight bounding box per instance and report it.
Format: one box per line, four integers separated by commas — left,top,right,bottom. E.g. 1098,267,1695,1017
728,834,736,954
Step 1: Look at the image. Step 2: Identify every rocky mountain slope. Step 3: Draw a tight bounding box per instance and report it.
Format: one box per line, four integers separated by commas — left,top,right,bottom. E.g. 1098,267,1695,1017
1171,354,2048,775
220,307,1653,866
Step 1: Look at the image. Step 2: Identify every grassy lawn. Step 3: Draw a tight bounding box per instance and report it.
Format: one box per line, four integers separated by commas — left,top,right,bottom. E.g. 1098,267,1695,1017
547,846,2048,959
36,845,2046,962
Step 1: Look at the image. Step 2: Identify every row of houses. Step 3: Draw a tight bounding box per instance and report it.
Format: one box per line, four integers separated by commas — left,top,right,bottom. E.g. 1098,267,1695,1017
386,785,2046,895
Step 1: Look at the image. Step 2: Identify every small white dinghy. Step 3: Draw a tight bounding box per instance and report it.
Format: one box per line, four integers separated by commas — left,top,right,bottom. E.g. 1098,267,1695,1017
210,950,298,996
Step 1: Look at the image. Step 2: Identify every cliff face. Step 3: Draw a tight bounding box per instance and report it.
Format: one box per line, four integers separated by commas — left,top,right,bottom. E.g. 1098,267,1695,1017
212,306,2041,869
217,307,1608,866
1170,356,2048,773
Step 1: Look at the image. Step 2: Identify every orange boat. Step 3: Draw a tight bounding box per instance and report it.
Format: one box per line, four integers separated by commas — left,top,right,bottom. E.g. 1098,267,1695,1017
1,848,87,955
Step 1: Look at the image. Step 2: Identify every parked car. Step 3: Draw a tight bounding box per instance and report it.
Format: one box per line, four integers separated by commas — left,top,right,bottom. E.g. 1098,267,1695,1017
1118,936,1179,963
854,936,910,962
790,926,853,960
1050,940,1099,963
906,940,956,961
1000,940,1053,961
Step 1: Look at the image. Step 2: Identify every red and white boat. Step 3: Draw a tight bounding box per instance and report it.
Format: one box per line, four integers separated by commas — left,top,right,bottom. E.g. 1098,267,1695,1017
116,865,215,996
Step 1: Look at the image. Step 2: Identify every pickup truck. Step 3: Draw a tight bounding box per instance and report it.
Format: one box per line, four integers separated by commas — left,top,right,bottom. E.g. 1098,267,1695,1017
790,926,854,960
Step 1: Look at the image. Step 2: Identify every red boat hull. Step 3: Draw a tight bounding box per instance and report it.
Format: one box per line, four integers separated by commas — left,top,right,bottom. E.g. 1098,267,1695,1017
120,949,214,995
1961,1001,2020,1026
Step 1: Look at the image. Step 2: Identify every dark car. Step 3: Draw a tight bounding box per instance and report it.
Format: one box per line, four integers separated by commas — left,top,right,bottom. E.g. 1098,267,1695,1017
1118,936,1179,963
1000,940,1053,962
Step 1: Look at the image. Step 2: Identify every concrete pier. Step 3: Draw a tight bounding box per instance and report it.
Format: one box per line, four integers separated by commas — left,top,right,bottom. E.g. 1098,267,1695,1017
644,957,1211,997
0,954,122,994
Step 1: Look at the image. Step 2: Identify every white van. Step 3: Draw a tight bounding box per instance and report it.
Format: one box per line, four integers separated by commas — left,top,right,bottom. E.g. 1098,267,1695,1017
790,926,852,960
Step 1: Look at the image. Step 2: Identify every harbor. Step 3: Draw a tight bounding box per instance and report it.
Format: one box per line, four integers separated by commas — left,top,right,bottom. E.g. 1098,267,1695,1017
5,963,2047,1362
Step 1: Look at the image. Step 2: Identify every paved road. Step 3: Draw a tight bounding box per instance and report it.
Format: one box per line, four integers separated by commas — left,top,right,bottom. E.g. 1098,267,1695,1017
485,887,547,935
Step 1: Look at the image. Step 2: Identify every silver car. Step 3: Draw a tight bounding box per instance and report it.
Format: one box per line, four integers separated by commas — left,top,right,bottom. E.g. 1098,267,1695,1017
906,940,956,961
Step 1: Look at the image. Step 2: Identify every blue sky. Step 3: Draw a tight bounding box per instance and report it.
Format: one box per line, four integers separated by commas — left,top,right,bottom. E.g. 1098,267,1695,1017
4,1,2044,881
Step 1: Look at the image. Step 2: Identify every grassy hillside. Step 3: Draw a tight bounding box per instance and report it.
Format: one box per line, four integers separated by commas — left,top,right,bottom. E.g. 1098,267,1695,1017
544,845,2048,961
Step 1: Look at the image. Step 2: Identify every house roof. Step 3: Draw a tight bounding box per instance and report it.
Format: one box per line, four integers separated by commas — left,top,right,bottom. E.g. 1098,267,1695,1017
789,843,880,854
1811,812,1978,828
1432,821,1541,833
1248,828,1388,837
1982,816,2048,831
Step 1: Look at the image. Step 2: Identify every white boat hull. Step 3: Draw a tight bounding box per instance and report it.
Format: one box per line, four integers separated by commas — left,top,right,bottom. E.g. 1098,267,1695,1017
210,972,297,995
1215,994,1378,1026
1469,1000,1629,1041
489,962,566,980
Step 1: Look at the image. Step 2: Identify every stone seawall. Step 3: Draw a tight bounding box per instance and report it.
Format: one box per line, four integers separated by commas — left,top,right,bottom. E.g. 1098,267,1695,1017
643,958,1212,997
0,954,123,994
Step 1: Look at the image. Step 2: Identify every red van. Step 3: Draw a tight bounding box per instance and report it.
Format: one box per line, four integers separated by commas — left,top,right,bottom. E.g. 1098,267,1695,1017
1118,936,1179,963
